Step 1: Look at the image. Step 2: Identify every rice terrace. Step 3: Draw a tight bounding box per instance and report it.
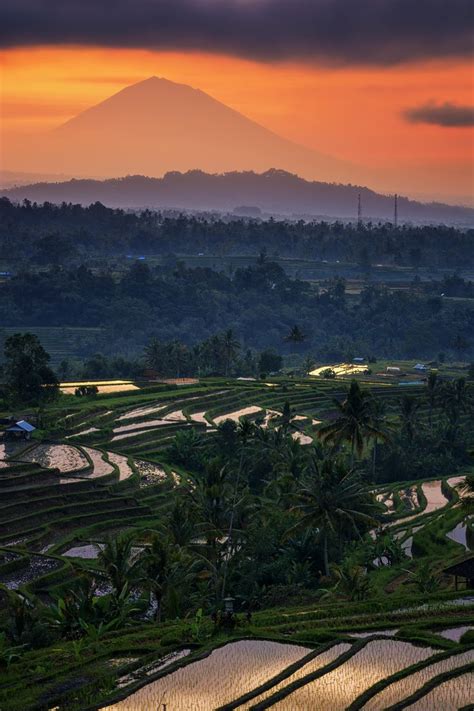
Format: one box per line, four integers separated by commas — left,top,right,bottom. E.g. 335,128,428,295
1,1,474,707
0,358,473,710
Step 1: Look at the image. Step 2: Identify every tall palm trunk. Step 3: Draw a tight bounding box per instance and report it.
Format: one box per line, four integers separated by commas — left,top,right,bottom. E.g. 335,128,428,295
322,531,330,577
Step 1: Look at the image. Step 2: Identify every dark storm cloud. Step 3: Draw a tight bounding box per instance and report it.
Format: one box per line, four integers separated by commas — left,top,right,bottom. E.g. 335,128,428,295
404,102,474,127
1,0,473,66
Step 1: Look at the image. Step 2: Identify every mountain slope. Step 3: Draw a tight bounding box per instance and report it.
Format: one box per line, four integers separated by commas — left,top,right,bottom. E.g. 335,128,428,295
3,169,472,224
11,77,359,183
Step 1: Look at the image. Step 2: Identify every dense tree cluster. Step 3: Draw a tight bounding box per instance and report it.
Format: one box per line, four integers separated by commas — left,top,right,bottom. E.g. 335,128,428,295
1,197,473,267
0,333,58,406
0,259,472,361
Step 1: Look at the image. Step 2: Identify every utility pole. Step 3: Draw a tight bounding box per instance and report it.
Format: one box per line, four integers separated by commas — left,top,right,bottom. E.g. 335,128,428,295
357,193,362,228
394,193,398,228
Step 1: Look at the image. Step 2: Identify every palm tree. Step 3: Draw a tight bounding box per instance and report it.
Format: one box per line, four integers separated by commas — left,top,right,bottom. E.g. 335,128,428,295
303,355,315,375
221,329,240,377
144,338,164,372
138,535,174,622
457,474,474,510
276,400,295,435
426,371,439,433
441,378,472,440
292,454,379,576
399,395,420,444
318,381,387,466
168,340,189,378
165,498,197,547
331,560,371,601
369,398,392,477
284,325,306,344
192,461,231,553
97,533,141,598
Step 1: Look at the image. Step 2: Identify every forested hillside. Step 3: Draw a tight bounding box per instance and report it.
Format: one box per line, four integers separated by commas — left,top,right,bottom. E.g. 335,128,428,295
0,260,473,362
1,197,474,266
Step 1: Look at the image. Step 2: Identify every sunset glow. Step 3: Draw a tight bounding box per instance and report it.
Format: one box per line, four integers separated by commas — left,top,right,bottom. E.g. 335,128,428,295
1,46,473,201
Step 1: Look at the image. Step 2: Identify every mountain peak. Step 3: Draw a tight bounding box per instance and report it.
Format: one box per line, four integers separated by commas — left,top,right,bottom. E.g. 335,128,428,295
27,76,359,184
124,75,199,93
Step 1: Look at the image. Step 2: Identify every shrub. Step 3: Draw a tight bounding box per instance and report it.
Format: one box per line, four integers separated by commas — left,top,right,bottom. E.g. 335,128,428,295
321,368,336,379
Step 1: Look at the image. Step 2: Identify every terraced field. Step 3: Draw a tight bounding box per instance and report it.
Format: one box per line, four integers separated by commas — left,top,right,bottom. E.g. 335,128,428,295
1,326,105,367
0,376,473,710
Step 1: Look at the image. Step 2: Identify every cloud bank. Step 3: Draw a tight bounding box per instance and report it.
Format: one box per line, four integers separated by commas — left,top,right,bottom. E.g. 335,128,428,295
1,0,473,66
404,102,474,127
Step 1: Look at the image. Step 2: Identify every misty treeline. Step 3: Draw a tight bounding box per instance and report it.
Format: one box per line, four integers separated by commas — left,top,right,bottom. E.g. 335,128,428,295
0,257,473,363
1,197,474,268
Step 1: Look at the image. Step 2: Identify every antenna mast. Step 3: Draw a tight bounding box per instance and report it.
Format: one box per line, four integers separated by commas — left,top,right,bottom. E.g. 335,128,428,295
357,193,362,228
394,193,398,228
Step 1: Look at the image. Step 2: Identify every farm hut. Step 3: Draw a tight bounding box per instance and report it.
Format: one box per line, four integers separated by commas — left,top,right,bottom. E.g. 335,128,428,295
353,357,365,363
5,420,36,440
386,366,401,374
414,363,427,371
443,555,474,590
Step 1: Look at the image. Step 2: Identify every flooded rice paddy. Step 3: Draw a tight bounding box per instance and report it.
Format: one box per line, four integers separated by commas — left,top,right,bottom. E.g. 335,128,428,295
113,419,173,435
422,480,449,515
407,671,474,710
271,640,435,710
389,477,464,528
188,411,212,426
364,648,474,710
0,555,62,589
291,432,313,445
103,640,311,710
116,650,192,689
62,544,102,559
117,404,166,421
66,427,99,438
0,441,31,466
446,475,466,488
237,643,351,708
107,452,134,481
63,543,144,559
446,518,472,550
393,525,423,558
112,428,157,442
21,444,88,472
60,380,139,395
81,447,115,478
214,406,262,424
438,626,473,642
310,363,369,377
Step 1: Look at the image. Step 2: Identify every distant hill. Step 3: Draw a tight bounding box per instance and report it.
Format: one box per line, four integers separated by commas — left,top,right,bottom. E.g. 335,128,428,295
2,169,473,224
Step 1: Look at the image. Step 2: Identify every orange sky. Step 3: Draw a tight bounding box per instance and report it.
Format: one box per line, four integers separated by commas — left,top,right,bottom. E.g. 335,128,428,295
1,46,473,203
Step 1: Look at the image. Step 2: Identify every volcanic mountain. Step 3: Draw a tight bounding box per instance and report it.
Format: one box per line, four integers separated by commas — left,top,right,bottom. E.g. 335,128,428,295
8,76,360,183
